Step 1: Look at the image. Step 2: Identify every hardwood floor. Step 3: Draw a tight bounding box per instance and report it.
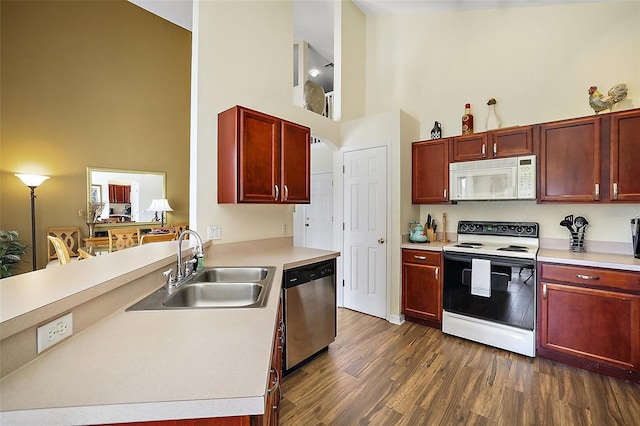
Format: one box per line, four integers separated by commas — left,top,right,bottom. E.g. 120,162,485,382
280,308,640,425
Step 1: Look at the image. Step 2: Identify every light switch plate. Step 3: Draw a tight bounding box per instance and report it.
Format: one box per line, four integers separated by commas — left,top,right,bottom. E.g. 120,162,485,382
37,312,73,353
208,225,221,240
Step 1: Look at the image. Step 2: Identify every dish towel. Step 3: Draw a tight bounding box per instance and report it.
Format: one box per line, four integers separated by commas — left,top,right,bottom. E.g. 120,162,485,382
471,258,491,298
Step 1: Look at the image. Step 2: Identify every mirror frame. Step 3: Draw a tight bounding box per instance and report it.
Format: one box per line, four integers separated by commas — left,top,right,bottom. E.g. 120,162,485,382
86,167,167,230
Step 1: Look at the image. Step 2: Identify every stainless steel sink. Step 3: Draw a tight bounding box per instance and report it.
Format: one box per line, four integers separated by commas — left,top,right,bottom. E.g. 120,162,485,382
163,282,264,308
190,267,270,283
126,266,276,311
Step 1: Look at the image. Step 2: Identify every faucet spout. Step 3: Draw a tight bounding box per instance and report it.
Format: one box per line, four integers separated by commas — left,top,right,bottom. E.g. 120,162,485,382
175,230,205,283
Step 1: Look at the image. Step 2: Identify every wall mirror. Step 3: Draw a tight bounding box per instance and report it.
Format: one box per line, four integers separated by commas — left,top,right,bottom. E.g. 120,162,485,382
86,167,166,227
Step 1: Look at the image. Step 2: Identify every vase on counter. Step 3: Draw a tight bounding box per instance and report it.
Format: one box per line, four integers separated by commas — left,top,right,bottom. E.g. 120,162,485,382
430,121,442,139
87,222,96,238
486,98,500,130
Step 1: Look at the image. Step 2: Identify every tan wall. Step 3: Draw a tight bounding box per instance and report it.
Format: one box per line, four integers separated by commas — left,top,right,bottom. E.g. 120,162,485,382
0,1,191,273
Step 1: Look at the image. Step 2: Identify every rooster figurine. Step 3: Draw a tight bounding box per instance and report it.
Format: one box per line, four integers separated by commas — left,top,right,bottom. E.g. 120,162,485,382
588,83,628,114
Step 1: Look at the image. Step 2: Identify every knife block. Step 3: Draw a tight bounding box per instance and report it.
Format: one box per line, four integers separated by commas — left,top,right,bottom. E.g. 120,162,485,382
426,229,436,242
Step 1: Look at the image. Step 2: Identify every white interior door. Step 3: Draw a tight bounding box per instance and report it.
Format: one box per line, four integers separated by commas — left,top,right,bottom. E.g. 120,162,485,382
343,146,387,319
304,173,333,250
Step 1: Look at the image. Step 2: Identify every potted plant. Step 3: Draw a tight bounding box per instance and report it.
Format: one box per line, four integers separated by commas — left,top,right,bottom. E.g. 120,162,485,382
0,230,29,278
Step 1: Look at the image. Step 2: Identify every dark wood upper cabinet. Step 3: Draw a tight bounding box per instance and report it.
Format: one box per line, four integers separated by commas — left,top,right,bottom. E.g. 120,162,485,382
451,126,533,162
280,120,311,203
537,116,601,202
489,125,534,158
218,106,310,204
412,139,450,204
108,184,130,203
610,109,640,201
451,133,488,162
537,109,640,203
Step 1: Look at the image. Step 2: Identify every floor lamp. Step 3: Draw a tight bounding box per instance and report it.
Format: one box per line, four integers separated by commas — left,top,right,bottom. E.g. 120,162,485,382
15,174,50,271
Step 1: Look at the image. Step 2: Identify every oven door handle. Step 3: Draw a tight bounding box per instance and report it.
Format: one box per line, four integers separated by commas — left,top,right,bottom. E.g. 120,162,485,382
444,252,535,269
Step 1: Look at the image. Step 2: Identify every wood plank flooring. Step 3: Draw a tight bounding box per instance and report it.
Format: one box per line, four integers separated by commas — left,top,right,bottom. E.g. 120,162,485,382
280,308,640,425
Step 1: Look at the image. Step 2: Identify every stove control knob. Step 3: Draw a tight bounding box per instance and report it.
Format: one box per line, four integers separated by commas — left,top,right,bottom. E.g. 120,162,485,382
516,226,524,234
499,225,509,233
460,224,468,232
524,226,535,234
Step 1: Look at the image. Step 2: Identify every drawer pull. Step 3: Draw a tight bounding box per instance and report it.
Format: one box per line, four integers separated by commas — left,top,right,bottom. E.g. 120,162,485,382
414,255,427,260
576,274,600,281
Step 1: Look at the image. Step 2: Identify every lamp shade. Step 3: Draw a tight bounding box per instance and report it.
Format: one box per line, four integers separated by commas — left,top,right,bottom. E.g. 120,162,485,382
15,174,50,188
147,198,173,212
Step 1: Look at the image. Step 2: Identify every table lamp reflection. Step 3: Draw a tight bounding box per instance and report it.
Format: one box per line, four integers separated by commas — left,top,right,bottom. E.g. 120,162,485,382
147,198,173,228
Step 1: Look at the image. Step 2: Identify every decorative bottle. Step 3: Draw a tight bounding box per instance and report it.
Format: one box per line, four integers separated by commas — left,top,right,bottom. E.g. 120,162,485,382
430,121,442,139
462,103,473,135
486,98,500,130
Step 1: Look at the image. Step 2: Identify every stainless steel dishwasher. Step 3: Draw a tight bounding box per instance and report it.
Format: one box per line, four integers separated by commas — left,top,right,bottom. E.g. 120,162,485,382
282,258,336,373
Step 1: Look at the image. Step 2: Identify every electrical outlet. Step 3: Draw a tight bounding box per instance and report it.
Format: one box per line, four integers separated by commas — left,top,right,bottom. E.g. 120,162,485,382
37,313,73,353
208,225,221,240
282,224,288,235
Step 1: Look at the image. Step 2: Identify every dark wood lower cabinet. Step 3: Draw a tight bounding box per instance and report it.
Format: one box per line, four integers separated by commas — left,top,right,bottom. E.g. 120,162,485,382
538,262,640,382
401,249,442,329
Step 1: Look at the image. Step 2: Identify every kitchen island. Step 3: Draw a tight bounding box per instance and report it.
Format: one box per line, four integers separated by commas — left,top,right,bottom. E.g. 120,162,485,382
0,237,339,425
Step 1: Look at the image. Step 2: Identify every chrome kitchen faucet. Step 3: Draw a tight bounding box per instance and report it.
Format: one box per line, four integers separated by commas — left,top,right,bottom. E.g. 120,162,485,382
163,230,204,289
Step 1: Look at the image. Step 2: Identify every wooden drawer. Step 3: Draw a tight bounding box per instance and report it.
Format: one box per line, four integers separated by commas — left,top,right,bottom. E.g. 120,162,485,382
402,249,441,266
539,262,640,293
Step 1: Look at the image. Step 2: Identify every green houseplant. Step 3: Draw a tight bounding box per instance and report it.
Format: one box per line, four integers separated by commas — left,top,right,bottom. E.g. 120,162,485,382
0,230,30,278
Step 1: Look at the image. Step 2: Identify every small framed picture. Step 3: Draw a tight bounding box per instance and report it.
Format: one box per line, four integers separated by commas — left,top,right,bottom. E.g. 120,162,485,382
91,184,102,203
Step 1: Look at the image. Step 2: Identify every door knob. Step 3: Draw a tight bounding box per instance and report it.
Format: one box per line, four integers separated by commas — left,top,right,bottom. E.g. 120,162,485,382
378,238,385,244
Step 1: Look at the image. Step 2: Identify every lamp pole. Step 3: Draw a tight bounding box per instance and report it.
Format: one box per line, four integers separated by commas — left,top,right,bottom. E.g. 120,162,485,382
15,174,49,271
28,186,37,271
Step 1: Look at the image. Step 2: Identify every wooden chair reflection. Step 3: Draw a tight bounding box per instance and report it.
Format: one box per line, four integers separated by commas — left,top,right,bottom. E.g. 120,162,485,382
170,222,189,239
47,227,80,263
47,236,72,265
107,228,139,252
139,233,176,245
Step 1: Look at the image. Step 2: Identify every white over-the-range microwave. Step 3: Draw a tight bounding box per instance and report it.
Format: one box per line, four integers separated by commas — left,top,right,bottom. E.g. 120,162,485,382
449,155,536,201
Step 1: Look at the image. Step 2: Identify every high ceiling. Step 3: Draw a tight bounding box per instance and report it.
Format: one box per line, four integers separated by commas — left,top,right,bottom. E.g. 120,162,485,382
129,0,607,94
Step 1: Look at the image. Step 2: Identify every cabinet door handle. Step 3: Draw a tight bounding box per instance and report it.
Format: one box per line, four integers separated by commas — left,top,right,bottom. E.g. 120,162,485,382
284,184,289,201
481,143,486,157
493,142,497,157
444,188,447,199
435,266,439,281
414,255,426,260
268,367,279,394
274,184,279,201
613,182,618,200
594,183,600,200
543,283,547,300
576,274,600,281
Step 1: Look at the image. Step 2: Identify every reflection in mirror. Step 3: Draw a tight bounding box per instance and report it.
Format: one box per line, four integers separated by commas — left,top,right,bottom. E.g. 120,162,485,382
86,167,166,225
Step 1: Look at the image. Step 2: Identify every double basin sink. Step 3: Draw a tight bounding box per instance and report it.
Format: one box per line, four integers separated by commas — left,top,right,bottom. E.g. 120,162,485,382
127,266,276,311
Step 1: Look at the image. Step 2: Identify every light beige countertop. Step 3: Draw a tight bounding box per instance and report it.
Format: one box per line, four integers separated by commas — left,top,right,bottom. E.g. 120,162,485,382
0,238,339,425
400,241,450,251
537,248,640,272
